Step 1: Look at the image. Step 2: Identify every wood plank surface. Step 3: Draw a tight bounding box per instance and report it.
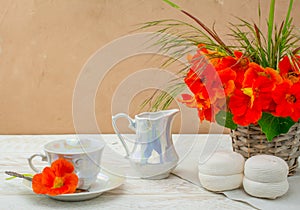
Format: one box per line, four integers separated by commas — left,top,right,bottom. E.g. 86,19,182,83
0,135,254,209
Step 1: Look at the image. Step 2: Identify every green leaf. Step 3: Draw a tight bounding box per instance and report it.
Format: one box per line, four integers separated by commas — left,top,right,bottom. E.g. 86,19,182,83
163,0,180,9
258,112,295,141
215,110,237,130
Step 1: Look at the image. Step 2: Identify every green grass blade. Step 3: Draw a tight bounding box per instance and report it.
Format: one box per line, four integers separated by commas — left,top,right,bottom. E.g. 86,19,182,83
163,0,180,9
268,0,276,59
282,0,294,34
5,176,17,180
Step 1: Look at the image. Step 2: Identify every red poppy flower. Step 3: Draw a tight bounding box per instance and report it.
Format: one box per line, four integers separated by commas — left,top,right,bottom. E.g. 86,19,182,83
32,158,78,196
272,81,300,122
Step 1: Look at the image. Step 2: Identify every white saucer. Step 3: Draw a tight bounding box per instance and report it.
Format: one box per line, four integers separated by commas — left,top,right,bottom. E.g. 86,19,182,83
23,171,125,201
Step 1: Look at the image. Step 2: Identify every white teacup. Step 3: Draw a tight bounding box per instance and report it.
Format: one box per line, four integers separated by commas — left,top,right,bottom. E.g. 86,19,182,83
28,138,105,190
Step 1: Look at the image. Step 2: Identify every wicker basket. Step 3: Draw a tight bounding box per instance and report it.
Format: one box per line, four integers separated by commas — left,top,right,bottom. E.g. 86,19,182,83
231,123,300,176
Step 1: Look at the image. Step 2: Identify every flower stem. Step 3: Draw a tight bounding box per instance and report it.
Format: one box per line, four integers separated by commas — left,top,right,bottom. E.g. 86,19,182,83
5,171,33,181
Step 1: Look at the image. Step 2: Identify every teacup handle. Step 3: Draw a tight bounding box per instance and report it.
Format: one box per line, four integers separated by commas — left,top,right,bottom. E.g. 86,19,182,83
112,113,135,157
28,154,48,173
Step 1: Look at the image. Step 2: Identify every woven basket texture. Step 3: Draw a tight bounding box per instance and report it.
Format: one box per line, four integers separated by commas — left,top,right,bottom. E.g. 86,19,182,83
231,123,300,176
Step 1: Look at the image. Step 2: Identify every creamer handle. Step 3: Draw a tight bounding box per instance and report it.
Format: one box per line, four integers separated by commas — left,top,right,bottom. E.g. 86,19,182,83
112,113,135,157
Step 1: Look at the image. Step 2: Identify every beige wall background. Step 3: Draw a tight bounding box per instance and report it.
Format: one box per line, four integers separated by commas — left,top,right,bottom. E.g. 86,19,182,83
0,0,299,134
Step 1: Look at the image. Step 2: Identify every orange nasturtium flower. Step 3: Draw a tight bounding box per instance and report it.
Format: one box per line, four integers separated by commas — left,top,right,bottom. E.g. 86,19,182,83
279,55,300,84
32,158,78,196
272,81,300,122
229,72,276,126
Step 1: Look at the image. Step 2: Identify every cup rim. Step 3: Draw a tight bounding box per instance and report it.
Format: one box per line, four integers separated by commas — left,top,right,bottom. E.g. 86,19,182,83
43,138,105,154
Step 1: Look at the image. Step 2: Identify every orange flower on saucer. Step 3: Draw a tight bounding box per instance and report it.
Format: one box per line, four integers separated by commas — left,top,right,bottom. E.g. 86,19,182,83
32,158,78,196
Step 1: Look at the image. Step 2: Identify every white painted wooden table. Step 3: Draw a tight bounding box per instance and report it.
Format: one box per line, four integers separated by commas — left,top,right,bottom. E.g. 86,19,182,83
0,135,254,210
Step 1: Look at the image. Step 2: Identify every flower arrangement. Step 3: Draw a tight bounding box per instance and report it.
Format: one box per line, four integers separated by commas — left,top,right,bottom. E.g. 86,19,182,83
142,0,300,141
